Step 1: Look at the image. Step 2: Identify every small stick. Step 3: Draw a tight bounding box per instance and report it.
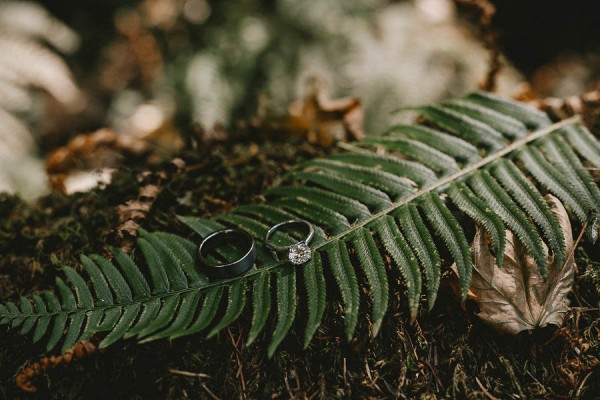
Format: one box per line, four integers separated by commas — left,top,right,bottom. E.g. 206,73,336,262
475,377,500,400
168,369,212,379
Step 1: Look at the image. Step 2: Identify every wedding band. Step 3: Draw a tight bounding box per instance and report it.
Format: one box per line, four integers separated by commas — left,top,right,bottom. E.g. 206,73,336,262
198,229,257,279
264,220,314,265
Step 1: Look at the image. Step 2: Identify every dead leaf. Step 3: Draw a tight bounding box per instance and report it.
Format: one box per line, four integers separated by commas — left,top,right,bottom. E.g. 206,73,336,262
111,158,185,253
285,77,365,146
463,195,575,334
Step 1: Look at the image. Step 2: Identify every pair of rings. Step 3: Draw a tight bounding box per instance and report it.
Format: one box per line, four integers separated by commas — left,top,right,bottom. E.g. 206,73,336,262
198,220,314,279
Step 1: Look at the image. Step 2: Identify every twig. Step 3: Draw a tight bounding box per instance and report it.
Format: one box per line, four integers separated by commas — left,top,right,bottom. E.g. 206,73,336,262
575,371,593,398
343,356,349,398
227,327,247,400
168,369,212,379
562,218,589,272
201,383,221,400
475,377,500,400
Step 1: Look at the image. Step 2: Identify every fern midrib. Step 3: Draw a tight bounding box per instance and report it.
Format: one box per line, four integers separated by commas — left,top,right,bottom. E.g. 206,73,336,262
6,116,580,322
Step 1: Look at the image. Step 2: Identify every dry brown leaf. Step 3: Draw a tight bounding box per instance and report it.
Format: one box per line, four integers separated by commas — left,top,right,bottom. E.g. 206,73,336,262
285,78,365,147
465,195,574,334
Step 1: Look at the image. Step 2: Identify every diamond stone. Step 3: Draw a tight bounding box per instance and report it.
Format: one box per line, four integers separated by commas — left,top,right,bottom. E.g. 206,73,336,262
288,242,311,265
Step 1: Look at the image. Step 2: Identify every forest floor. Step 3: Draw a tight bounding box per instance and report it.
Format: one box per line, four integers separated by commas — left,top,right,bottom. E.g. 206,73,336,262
0,132,599,399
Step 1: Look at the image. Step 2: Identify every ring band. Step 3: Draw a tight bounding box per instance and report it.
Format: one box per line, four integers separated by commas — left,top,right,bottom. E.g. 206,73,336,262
264,220,314,265
198,229,257,279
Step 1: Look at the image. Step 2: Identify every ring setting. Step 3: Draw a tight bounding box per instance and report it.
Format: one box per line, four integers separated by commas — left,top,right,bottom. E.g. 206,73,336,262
265,220,314,265
288,242,312,265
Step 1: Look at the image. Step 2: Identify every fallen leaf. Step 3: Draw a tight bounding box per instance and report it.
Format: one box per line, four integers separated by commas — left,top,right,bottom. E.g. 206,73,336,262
111,158,185,252
285,77,365,146
463,195,575,334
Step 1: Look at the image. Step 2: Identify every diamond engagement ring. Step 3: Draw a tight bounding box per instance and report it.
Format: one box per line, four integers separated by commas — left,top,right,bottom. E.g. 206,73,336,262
264,220,314,265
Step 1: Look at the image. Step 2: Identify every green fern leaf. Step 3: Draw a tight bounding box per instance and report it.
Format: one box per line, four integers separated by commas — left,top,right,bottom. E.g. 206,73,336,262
268,268,297,358
247,272,271,346
407,104,505,150
358,136,460,175
110,246,151,299
304,159,416,199
387,124,482,163
447,182,506,267
371,217,416,316
289,170,392,211
302,253,327,348
328,151,437,186
563,124,600,167
141,291,203,343
491,159,565,266
326,240,360,341
469,170,548,277
518,147,589,225
464,91,552,129
81,255,114,304
265,186,371,224
443,100,527,140
100,303,141,348
394,204,441,309
169,286,224,339
207,280,247,338
420,192,473,299
349,227,389,334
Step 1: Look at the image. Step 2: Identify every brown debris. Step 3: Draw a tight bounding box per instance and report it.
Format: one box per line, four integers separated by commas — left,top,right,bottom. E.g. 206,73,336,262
284,78,365,146
243,77,364,147
111,158,186,253
15,341,97,393
45,128,149,192
527,89,600,129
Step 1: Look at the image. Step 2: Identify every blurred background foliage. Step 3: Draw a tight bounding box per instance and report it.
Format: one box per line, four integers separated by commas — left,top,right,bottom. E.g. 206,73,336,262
0,0,598,200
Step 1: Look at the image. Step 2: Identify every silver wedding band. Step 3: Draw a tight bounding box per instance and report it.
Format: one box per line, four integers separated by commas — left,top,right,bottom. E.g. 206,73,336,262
198,229,257,279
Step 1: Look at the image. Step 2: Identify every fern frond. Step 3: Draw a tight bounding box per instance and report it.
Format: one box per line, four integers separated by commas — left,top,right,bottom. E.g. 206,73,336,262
326,240,360,341
420,192,473,299
265,186,371,223
3,92,599,358
268,269,297,357
302,253,327,348
517,147,590,227
393,205,441,308
208,280,247,338
371,217,418,318
443,100,528,139
447,182,506,267
304,158,416,199
349,228,389,334
469,170,548,278
464,91,552,129
247,272,271,346
491,159,566,266
407,104,505,150
327,151,437,186
289,170,392,211
563,124,600,167
358,136,460,175
387,124,481,164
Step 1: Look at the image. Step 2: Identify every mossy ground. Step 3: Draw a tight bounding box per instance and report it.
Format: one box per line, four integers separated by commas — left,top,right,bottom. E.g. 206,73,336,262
0,137,598,399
